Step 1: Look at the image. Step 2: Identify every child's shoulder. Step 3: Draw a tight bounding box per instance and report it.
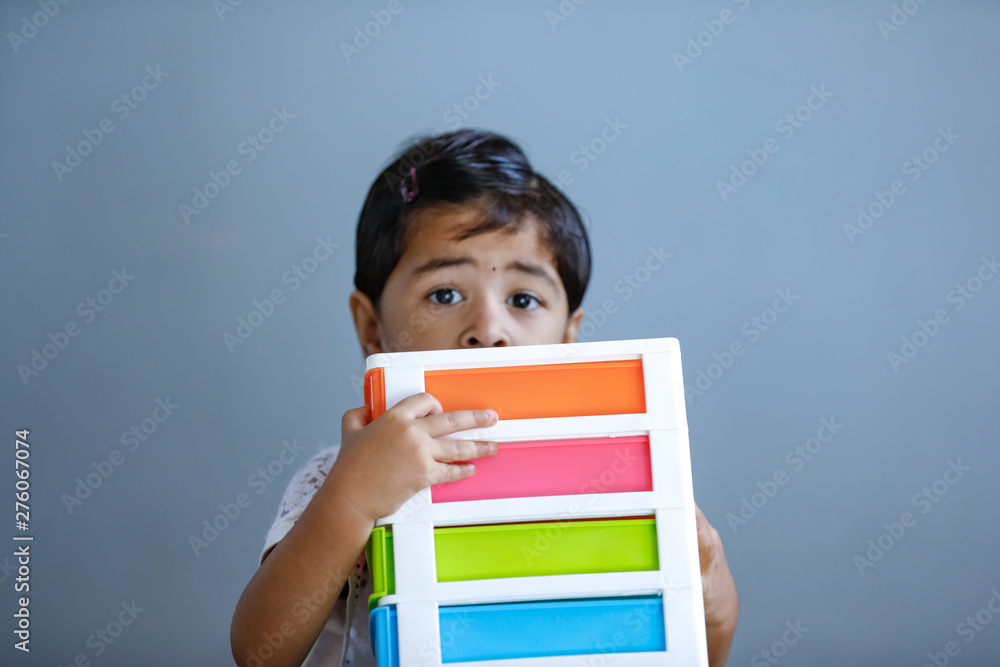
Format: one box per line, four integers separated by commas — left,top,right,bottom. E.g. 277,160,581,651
273,443,342,518
289,443,341,488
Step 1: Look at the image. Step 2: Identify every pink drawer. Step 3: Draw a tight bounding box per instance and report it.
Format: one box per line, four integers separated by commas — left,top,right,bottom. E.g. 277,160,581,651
431,435,651,502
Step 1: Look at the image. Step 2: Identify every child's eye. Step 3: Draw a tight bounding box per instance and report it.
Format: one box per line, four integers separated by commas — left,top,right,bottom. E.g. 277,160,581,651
429,288,463,305
507,293,540,310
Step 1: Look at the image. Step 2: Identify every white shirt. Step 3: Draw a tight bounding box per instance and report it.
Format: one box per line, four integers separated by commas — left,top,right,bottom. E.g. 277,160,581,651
260,445,376,667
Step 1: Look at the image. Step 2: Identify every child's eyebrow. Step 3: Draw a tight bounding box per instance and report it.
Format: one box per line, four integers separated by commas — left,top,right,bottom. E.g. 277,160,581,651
507,261,558,289
411,256,558,289
411,256,475,276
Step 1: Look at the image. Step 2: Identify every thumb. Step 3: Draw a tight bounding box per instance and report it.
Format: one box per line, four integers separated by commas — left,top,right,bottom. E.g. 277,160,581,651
695,503,719,575
342,406,371,436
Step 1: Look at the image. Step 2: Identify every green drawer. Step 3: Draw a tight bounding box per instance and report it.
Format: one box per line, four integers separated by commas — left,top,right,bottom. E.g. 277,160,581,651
366,518,658,612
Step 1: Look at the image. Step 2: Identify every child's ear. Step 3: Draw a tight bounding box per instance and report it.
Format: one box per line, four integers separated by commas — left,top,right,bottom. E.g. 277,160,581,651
349,290,383,356
562,307,584,344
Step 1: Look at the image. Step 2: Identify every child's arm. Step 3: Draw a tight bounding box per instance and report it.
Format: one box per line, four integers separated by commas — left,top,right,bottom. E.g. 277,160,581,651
697,504,739,667
230,393,499,667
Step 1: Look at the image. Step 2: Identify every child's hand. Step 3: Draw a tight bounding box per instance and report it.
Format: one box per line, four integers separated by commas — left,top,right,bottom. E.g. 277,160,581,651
325,392,499,524
696,503,739,666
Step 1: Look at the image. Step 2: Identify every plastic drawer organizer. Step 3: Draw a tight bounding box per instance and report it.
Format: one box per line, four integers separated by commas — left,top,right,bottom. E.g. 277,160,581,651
362,338,707,667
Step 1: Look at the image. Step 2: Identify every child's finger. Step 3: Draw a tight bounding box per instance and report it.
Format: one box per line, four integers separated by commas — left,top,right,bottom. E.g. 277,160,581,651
431,461,477,485
434,438,498,463
389,392,444,419
421,408,498,438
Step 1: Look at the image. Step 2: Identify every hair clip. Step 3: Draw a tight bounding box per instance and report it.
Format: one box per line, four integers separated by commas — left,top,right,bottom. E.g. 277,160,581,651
404,166,419,203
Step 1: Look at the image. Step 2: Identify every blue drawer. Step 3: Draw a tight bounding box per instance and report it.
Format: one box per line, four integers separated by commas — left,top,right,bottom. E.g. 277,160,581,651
369,595,665,666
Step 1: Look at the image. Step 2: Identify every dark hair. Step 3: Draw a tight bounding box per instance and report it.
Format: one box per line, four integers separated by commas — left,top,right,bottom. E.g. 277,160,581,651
354,129,591,313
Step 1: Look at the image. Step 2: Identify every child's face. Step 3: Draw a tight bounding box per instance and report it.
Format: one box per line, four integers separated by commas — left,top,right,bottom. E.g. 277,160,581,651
350,205,584,356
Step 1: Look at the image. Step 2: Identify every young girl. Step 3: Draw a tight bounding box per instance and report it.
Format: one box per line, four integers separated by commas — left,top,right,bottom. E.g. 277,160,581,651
231,129,739,667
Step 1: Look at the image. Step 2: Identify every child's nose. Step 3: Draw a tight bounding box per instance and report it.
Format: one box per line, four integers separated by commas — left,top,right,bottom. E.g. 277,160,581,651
461,300,510,348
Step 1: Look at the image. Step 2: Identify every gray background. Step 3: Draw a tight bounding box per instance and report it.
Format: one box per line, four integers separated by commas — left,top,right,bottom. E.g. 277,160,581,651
2,1,998,665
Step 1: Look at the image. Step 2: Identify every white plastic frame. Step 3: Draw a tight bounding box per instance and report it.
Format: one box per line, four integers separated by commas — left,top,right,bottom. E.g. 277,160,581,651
365,338,707,667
